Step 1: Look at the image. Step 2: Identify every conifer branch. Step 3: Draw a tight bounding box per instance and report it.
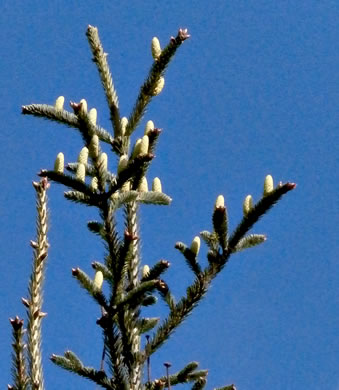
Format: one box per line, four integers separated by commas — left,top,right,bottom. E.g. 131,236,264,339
26,178,50,390
38,170,97,198
71,267,109,311
174,242,202,276
9,317,29,390
141,260,170,282
64,191,99,207
50,354,114,389
233,234,266,253
155,362,207,387
86,25,121,138
228,182,296,252
125,28,190,137
138,318,160,334
21,104,114,144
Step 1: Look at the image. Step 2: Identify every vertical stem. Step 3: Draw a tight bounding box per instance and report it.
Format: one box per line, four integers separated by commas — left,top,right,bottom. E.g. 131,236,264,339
27,178,50,390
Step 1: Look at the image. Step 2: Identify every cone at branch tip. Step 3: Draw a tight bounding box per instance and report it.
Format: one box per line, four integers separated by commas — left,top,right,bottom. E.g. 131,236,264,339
151,37,162,60
99,153,108,171
152,77,165,96
91,177,98,191
145,120,155,135
139,177,148,192
93,271,103,290
215,194,225,209
88,108,97,125
76,163,86,182
263,174,274,196
118,154,128,174
89,135,99,158
140,135,149,155
121,117,128,136
190,236,201,256
55,96,65,111
152,177,162,192
79,98,88,113
243,194,253,216
121,180,131,192
142,265,150,278
132,138,142,158
54,152,64,174
78,147,89,165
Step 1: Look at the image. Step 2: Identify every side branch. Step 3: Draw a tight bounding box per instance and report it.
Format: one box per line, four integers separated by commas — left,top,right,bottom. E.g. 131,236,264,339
86,25,121,138
125,28,190,137
22,104,114,145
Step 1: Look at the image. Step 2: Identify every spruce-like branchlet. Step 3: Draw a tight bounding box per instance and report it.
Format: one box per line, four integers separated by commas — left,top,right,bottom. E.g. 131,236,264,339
11,25,296,390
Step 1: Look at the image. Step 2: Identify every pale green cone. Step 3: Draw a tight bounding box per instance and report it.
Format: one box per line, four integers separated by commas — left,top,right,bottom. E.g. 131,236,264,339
91,177,98,191
243,195,254,216
144,120,154,135
89,135,99,158
151,37,162,60
132,138,142,159
121,117,128,136
98,153,108,171
93,271,103,290
152,177,162,192
54,152,64,174
76,163,86,182
118,154,128,174
88,108,97,125
215,195,225,209
263,175,274,196
139,135,149,156
55,96,65,111
80,98,87,113
78,147,89,165
142,265,150,278
121,180,131,192
190,236,201,256
152,77,165,96
139,177,148,192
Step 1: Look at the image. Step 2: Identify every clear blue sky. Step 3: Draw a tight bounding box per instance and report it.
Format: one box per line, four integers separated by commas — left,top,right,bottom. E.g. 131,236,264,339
1,2,338,389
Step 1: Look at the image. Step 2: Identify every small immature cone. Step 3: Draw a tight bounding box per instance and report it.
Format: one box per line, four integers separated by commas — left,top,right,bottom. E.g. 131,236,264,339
80,98,88,114
151,37,162,60
89,135,99,158
91,177,98,191
215,194,225,209
243,194,254,216
78,147,89,165
121,117,128,136
54,152,64,174
142,264,150,278
76,163,86,182
88,108,97,125
139,135,149,156
118,154,128,174
132,138,142,159
121,180,131,192
190,236,201,256
55,96,65,111
139,177,148,192
152,77,165,96
99,153,108,171
145,120,155,136
263,174,274,196
93,270,104,290
152,177,162,192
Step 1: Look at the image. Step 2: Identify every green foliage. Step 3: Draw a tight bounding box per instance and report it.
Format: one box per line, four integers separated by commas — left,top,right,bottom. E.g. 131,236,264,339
9,25,295,390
